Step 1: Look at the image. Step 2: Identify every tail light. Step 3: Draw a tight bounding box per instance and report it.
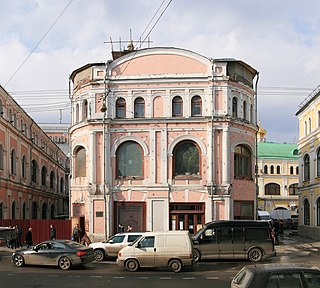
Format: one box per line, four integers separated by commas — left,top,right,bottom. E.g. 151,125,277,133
118,252,122,257
77,251,87,256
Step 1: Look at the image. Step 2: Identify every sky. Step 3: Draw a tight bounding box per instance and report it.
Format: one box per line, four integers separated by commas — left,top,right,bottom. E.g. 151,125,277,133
1,0,320,143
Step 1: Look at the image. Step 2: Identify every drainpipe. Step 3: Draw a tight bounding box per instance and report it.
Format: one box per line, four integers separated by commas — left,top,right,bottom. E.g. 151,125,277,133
255,72,260,220
211,59,215,221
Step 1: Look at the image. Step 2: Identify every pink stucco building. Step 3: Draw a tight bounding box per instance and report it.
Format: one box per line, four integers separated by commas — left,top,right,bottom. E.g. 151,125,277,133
69,46,258,240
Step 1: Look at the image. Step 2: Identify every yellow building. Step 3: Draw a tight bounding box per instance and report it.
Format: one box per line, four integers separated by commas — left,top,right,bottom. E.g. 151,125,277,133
257,124,299,216
296,85,320,240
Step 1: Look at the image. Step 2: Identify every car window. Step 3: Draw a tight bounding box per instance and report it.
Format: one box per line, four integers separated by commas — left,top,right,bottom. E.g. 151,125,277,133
51,242,65,250
128,235,141,242
139,236,155,248
267,273,303,288
245,228,269,241
110,235,125,244
201,228,216,240
303,271,320,288
233,269,253,287
37,243,51,250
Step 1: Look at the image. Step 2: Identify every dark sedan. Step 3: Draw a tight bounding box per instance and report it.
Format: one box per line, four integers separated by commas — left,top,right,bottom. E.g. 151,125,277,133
231,264,320,287
12,240,95,270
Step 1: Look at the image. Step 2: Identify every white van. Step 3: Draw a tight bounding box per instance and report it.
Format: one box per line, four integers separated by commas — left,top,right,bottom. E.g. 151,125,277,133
117,231,194,272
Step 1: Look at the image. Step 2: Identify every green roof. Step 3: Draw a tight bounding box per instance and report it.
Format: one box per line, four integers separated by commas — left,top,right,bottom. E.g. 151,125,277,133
258,142,298,159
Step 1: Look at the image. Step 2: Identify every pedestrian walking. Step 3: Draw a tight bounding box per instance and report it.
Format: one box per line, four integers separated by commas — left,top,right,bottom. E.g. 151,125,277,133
72,224,82,243
25,228,33,248
118,223,124,233
16,225,23,248
50,224,56,240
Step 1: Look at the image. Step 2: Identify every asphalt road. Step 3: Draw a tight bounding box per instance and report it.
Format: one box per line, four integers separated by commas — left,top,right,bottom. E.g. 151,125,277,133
1,231,320,288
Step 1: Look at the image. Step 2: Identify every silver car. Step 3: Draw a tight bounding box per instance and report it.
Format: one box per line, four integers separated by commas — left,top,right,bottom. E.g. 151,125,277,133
12,240,95,270
90,232,142,261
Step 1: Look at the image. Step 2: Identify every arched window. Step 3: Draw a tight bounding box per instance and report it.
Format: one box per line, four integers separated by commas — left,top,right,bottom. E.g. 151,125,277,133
289,183,298,195
0,99,3,117
296,166,299,175
50,204,55,219
172,96,183,117
11,149,16,175
250,104,254,123
234,145,251,178
304,199,310,225
12,201,16,219
31,160,38,183
75,146,86,177
41,166,47,187
134,97,145,118
304,121,307,136
265,183,280,195
82,99,88,120
13,113,17,127
32,201,38,219
0,202,3,219
243,100,247,120
0,145,3,170
116,141,143,178
21,155,26,178
309,117,312,133
276,165,281,174
317,198,320,226
270,165,274,174
42,203,47,219
232,97,238,118
60,177,64,193
75,103,79,123
304,154,310,181
50,171,55,189
22,203,26,219
264,165,268,174
116,98,126,118
290,166,294,175
317,149,320,177
173,141,200,177
191,95,202,117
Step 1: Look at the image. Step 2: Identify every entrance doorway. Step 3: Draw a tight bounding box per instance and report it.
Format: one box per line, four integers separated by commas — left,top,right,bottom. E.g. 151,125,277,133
169,203,205,235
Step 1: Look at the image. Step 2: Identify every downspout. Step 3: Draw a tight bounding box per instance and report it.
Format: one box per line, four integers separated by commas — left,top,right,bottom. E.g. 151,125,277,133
68,76,73,220
211,59,215,221
255,72,260,220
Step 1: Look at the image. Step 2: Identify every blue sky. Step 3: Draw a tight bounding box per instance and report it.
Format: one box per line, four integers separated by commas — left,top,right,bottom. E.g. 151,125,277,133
1,0,320,143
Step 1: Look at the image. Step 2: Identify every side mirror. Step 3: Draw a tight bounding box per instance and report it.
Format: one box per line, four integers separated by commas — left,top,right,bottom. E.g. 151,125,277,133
108,240,114,244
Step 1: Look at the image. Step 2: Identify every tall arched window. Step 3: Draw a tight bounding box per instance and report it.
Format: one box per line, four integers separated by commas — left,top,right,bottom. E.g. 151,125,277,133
304,154,310,181
270,165,274,174
234,145,251,178
116,98,126,118
172,96,183,117
296,166,299,175
75,146,86,177
11,149,16,175
232,97,238,117
250,104,253,123
0,99,3,117
309,117,312,133
60,177,64,193
173,141,200,177
290,166,294,175
50,204,55,219
75,103,79,123
31,160,38,183
22,203,26,219
134,97,145,118
317,149,320,177
317,198,320,226
11,201,16,219
304,121,307,136
0,202,3,219
32,201,38,219
41,166,47,186
50,171,55,189
243,100,247,120
264,165,268,174
191,95,202,117
276,165,281,174
82,99,88,120
42,203,47,219
116,141,143,178
265,183,280,195
0,145,3,170
21,155,26,178
304,198,310,225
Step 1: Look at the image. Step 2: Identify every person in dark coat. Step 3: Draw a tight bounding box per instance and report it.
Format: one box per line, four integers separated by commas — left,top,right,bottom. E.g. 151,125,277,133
118,223,124,233
25,228,33,248
50,224,56,240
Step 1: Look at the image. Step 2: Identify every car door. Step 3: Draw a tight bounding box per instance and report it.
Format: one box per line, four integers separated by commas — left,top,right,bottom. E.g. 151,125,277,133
107,235,125,257
217,227,233,259
196,227,219,259
136,236,155,267
49,242,66,265
27,243,51,265
232,227,246,259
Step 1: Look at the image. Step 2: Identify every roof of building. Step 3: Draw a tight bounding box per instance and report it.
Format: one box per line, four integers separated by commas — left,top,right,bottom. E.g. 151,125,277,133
258,142,298,159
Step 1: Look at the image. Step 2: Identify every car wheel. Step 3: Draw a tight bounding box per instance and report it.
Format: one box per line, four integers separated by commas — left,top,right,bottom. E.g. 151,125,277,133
125,259,139,272
13,254,25,267
193,249,201,262
94,249,105,262
58,256,72,270
248,247,263,262
169,259,182,273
